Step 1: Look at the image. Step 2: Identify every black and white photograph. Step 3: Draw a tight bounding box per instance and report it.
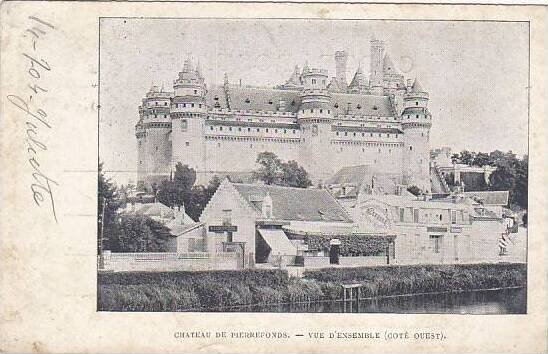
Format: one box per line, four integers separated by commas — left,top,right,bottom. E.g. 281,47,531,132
97,18,529,314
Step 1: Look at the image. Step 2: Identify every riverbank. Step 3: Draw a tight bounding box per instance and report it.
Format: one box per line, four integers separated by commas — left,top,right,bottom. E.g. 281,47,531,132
97,263,526,311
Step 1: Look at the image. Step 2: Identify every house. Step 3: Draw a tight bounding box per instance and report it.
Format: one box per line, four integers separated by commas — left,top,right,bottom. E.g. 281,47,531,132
199,179,362,267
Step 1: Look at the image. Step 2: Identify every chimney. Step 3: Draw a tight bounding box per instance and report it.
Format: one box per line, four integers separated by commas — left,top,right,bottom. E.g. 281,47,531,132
262,192,273,219
278,99,287,112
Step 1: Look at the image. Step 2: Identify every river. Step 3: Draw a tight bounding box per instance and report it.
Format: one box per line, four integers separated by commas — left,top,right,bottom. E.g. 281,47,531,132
211,287,526,314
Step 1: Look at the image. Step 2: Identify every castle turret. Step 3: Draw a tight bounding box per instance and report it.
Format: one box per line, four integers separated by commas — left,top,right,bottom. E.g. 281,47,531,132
401,78,432,192
370,39,385,96
170,56,207,179
335,50,348,90
136,84,173,190
298,67,333,183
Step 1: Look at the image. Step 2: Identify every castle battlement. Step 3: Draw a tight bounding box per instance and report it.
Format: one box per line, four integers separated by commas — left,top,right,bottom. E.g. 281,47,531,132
136,39,433,192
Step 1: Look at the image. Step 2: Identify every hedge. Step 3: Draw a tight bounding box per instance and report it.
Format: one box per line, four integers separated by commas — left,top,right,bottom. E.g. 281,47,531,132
304,234,396,256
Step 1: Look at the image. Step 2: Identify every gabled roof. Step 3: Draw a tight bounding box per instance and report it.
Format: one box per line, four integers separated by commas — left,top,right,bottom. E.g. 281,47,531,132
126,202,175,219
463,191,509,206
325,165,374,186
348,66,367,90
231,183,353,223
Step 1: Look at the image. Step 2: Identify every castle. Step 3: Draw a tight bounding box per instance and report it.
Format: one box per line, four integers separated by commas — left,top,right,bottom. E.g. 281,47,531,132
136,39,432,191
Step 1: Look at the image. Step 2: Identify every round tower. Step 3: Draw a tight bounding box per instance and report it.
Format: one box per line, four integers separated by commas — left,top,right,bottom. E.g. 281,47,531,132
170,57,207,181
136,85,173,191
298,67,333,184
401,78,432,192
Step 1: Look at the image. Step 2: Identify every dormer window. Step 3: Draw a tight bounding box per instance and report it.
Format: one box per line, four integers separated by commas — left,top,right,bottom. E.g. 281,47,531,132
245,98,250,103
268,100,273,105
357,104,362,109
334,103,339,108
415,102,419,106
214,96,219,101
373,105,378,110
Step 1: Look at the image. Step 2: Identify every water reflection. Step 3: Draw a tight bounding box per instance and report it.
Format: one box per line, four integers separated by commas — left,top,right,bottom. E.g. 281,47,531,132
208,287,526,314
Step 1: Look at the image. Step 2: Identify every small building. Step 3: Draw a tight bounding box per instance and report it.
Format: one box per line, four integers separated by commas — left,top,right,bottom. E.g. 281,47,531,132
200,179,360,267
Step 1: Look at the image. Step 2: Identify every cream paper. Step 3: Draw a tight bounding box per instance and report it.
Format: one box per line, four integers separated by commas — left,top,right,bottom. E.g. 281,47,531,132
0,2,546,353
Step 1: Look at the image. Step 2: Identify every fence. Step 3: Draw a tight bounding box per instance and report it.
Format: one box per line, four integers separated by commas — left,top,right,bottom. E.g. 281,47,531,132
100,251,239,272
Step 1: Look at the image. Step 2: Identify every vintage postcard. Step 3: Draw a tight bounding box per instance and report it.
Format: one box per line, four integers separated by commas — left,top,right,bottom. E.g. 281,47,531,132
0,1,546,353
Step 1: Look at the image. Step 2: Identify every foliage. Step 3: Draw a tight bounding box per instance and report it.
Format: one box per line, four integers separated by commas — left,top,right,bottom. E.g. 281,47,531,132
304,234,395,256
98,162,123,254
253,151,312,188
156,164,221,221
108,214,171,252
407,185,422,196
450,150,528,209
97,264,527,311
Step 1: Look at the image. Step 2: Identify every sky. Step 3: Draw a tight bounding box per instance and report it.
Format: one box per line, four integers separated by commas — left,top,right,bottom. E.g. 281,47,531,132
99,18,529,184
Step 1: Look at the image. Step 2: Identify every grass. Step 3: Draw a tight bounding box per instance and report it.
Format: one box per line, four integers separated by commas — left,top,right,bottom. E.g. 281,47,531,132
97,263,526,311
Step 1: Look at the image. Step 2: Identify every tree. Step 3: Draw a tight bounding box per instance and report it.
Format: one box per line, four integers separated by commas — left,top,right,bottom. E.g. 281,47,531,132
280,160,312,188
156,163,196,207
109,214,171,252
253,152,283,185
253,152,312,188
472,152,491,167
98,162,122,254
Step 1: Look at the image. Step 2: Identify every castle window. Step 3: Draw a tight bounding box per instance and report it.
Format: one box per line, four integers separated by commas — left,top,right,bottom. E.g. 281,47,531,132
322,80,326,84
191,103,195,108
370,133,373,137
328,110,330,114
362,148,365,152
164,102,167,106
155,146,158,151
154,115,157,118
181,120,188,131
219,126,223,131
415,102,418,106
353,133,356,137
218,143,221,148
229,127,232,131
310,109,314,113
185,142,189,146
284,129,287,134
257,128,260,132
387,134,390,138
293,130,296,134
344,132,348,136
266,129,269,133
245,98,250,103
362,133,365,137
312,79,316,84
214,97,219,101
334,103,339,108
421,132,424,137
155,102,158,106
373,105,378,110
268,101,273,105
410,146,413,151
336,132,339,136
291,101,295,106
194,90,197,94
183,103,187,108
357,104,361,109
416,114,419,118
210,126,213,130
248,128,251,132
378,134,381,137
320,109,323,113
395,134,398,138
199,104,202,108
140,161,142,165
378,148,381,153
275,129,278,133
238,127,242,132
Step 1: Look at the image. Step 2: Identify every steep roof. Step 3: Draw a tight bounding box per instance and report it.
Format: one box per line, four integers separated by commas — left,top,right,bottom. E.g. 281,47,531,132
205,86,394,118
348,66,367,90
330,93,392,116
463,191,509,206
411,78,425,93
128,202,175,218
206,86,302,113
231,183,353,223
325,165,374,186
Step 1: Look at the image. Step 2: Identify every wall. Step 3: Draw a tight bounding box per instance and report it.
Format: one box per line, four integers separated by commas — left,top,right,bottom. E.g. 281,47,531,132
101,252,238,272
303,256,387,268
199,181,258,260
